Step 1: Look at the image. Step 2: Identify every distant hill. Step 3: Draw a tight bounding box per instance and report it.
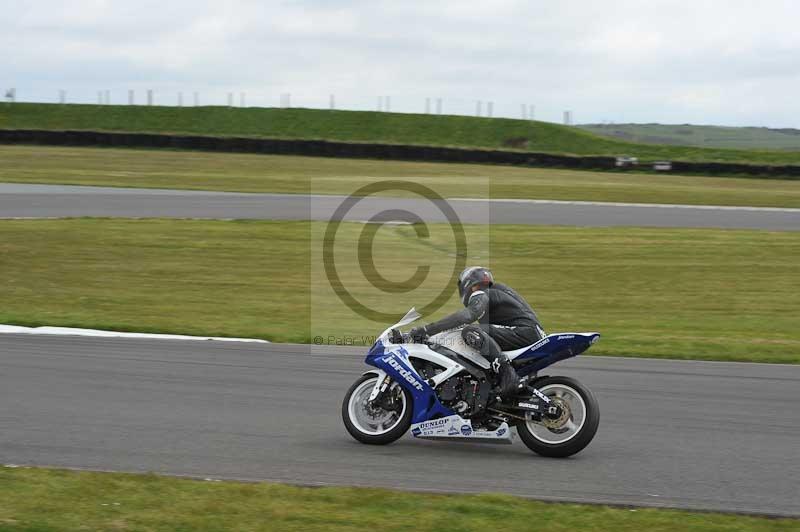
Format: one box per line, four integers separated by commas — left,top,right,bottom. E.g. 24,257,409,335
578,123,800,151
2,103,800,165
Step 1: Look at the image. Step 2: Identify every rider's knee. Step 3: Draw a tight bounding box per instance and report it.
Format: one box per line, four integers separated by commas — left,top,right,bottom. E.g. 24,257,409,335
461,325,484,350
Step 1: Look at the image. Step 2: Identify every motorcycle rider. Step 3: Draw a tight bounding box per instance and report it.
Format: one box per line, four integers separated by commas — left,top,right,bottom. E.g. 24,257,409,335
409,266,546,399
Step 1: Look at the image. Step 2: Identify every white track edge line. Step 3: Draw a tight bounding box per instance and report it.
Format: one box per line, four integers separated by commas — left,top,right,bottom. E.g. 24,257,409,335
0,324,268,343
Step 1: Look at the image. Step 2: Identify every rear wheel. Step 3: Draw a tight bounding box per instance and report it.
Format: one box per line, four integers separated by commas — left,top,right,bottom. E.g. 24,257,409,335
342,374,412,445
517,376,599,458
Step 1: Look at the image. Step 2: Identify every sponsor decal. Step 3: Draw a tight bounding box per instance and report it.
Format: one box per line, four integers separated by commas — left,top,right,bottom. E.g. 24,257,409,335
532,388,551,403
381,354,424,391
417,418,449,431
557,335,575,340
411,427,421,437
448,426,460,435
518,401,539,410
529,337,550,351
497,427,507,436
460,425,472,436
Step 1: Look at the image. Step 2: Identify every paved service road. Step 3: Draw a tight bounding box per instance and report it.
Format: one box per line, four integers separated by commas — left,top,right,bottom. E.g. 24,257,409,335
1,334,798,516
1,184,798,230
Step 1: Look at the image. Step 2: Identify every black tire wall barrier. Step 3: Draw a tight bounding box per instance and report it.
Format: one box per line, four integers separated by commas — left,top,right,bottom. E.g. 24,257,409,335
668,160,800,178
1,129,798,178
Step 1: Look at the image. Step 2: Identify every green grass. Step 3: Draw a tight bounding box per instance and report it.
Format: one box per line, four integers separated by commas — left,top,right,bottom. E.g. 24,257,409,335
3,102,800,165
580,123,800,151
1,219,798,363
3,145,800,207
0,467,797,532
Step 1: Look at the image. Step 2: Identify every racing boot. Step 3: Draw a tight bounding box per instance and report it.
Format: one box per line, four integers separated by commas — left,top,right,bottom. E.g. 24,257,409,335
491,354,521,399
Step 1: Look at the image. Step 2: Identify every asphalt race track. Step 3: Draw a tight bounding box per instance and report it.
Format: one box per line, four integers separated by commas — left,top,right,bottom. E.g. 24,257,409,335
1,334,798,516
1,184,798,230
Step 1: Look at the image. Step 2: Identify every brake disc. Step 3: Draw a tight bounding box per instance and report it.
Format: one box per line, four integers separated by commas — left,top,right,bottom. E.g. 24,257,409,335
541,397,571,432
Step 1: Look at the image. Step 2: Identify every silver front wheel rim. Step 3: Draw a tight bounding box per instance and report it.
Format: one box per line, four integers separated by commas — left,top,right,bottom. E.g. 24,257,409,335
526,383,587,444
348,377,407,436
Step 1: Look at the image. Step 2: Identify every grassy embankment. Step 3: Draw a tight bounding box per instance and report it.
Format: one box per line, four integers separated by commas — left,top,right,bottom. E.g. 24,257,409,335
579,123,800,151
2,467,797,532
1,219,797,363
3,102,800,165
2,145,800,207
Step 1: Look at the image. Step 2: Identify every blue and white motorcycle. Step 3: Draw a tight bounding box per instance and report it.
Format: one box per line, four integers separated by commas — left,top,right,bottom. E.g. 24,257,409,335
342,309,600,457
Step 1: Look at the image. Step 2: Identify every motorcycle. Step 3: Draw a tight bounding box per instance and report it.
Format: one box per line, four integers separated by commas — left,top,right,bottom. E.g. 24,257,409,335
342,308,600,457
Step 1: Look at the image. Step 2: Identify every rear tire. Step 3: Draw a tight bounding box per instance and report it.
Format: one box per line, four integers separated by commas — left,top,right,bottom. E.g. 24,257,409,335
517,376,599,458
342,374,413,445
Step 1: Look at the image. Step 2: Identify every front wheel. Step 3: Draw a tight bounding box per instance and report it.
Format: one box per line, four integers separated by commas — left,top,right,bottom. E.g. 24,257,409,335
517,376,599,458
342,374,412,445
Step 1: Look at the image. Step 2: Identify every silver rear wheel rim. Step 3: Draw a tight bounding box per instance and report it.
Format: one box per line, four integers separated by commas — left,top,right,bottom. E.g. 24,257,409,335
348,377,407,435
526,383,587,444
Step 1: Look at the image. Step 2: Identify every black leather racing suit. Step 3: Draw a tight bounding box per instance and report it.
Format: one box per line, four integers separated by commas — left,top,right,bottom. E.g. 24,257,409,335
423,282,545,368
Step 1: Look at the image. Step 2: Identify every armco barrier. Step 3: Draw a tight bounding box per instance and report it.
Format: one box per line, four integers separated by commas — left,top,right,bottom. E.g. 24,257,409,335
0,129,798,178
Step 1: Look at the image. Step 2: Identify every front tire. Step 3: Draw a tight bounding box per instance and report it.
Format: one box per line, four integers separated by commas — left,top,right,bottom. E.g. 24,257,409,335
517,376,599,458
342,374,413,445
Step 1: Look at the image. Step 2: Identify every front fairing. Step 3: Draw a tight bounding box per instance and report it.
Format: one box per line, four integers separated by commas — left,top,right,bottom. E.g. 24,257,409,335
365,308,453,423
365,306,421,365
378,307,421,342
365,306,422,365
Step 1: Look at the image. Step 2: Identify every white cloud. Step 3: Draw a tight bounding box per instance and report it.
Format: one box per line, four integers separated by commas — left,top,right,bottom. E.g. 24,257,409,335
1,0,798,126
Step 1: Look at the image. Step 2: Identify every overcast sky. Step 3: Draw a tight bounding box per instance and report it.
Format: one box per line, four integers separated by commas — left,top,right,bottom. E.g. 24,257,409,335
2,0,798,127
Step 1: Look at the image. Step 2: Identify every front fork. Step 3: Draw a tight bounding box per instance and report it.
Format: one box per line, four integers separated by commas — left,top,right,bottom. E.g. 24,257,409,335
366,370,390,402
366,370,406,414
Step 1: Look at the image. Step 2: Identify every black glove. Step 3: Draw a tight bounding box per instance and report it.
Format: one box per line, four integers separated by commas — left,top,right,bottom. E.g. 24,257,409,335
408,326,428,343
388,328,404,344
